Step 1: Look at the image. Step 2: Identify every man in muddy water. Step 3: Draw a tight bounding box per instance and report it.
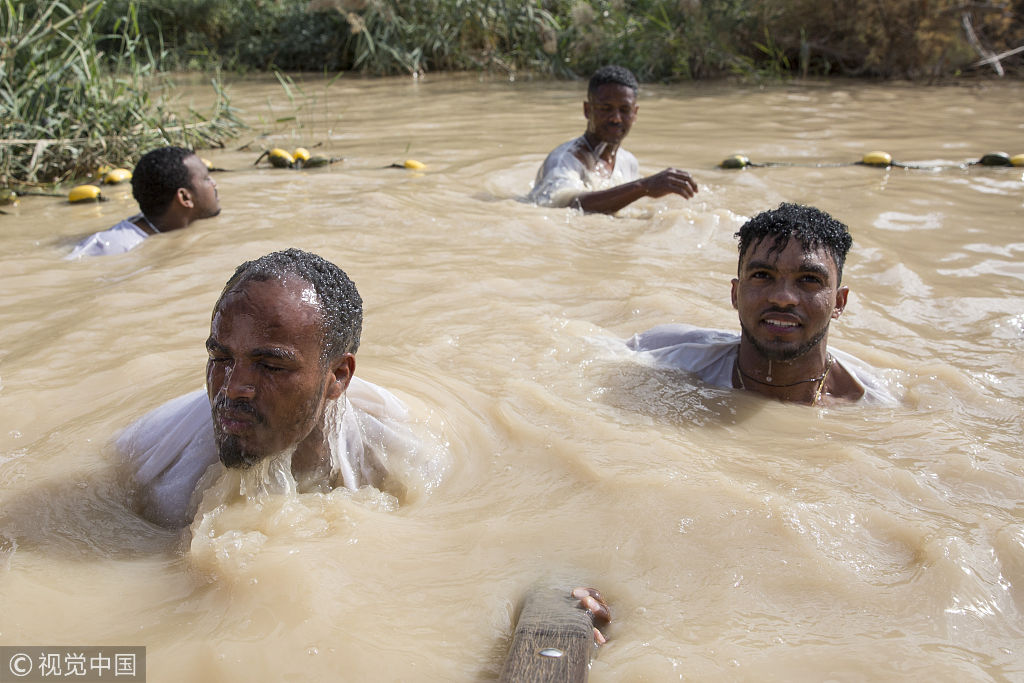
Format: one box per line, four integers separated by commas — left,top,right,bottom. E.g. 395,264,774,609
527,64,698,214
118,248,415,528
68,146,220,258
627,203,895,405
117,248,613,641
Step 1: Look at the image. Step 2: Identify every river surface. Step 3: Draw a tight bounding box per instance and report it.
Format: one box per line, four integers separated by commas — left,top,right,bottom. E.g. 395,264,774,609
1,74,1023,681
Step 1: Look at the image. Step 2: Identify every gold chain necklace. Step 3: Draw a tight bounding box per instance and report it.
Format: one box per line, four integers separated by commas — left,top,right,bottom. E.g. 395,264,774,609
735,354,834,405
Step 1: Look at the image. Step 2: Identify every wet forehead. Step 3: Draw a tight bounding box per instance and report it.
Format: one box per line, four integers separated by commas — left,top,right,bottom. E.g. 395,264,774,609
212,277,323,345
749,236,835,266
589,83,636,106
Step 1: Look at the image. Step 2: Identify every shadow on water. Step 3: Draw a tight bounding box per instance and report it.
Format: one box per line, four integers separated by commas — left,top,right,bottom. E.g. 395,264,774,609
0,465,181,565
590,360,766,428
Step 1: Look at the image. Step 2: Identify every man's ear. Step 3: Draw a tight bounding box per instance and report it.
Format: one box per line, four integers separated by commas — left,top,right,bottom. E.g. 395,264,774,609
325,353,355,400
583,100,591,120
832,286,850,319
177,186,195,209
730,278,739,309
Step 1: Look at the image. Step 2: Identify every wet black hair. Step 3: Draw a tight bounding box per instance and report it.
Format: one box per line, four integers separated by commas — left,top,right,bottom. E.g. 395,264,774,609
131,146,195,217
735,203,853,283
588,65,639,96
216,248,363,362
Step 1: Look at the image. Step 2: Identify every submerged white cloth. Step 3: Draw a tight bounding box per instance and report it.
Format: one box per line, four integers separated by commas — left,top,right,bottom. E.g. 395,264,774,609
118,377,415,527
67,214,148,259
527,136,640,208
626,323,895,404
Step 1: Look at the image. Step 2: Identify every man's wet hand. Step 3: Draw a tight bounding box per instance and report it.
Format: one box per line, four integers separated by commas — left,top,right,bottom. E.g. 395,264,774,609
642,168,698,199
572,586,611,644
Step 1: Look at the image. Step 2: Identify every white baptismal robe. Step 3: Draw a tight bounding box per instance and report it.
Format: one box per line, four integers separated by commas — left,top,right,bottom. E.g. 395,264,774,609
527,137,640,208
67,215,149,259
118,377,414,528
627,323,896,404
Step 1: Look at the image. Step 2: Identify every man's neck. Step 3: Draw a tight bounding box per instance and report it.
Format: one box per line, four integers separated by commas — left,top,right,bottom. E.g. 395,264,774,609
582,132,618,166
135,209,189,235
734,341,833,404
287,424,329,488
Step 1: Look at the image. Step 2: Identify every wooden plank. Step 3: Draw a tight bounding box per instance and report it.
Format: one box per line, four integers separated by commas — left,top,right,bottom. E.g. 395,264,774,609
499,587,595,683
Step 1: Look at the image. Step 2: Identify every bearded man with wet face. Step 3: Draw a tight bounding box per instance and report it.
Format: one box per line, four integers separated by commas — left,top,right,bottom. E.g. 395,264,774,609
627,203,896,405
206,250,361,477
120,249,419,528
527,64,698,214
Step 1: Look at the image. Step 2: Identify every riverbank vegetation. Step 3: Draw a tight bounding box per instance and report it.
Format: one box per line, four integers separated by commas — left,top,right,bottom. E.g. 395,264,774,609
89,0,1022,80
3,0,1020,186
1,0,241,186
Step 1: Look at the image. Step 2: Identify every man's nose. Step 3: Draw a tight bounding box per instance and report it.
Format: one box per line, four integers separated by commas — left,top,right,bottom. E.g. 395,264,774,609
224,362,256,399
767,279,800,306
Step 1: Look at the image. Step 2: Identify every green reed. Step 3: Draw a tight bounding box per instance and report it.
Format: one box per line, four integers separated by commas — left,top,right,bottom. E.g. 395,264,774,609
79,0,1022,81
0,0,242,187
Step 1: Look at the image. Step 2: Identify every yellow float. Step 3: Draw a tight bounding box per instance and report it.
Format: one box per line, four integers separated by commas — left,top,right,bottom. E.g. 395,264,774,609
68,184,103,203
720,154,750,169
861,151,892,167
103,168,132,184
268,148,295,168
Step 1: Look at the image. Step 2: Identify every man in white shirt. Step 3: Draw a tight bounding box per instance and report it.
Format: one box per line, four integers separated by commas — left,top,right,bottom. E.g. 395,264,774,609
528,65,698,214
628,203,894,405
119,249,419,527
68,146,220,258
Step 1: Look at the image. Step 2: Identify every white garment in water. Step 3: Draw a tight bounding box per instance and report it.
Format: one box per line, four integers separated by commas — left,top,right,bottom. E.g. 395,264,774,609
67,214,148,259
626,323,896,404
118,377,420,527
527,136,640,208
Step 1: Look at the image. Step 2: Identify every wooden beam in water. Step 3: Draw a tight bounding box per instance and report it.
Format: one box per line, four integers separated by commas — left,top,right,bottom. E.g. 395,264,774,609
499,587,595,683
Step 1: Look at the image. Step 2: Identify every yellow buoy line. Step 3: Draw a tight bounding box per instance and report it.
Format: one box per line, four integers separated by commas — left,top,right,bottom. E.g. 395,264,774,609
252,147,425,171
10,143,1019,206
253,147,345,169
65,148,421,203
6,142,429,206
720,151,1024,170
66,166,132,203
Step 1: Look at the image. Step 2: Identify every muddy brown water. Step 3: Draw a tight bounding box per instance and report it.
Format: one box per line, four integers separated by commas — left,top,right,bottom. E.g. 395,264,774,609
1,74,1022,681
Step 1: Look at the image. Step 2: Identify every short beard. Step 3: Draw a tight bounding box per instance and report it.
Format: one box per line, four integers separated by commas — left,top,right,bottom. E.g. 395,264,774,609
740,320,829,362
212,396,266,469
216,434,260,469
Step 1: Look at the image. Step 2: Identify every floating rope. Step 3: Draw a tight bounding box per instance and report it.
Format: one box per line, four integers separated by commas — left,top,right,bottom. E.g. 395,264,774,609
720,151,1024,170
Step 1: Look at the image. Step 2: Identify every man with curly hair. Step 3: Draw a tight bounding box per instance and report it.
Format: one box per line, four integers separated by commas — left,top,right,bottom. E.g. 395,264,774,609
528,64,698,214
627,203,894,405
68,146,220,258
119,249,423,527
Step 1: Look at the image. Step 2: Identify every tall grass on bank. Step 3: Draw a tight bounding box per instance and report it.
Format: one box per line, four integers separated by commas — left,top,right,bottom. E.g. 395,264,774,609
88,0,1022,80
0,0,242,187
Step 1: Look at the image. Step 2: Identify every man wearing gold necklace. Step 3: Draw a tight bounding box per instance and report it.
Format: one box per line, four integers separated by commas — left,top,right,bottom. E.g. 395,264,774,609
627,203,894,405
527,65,698,214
